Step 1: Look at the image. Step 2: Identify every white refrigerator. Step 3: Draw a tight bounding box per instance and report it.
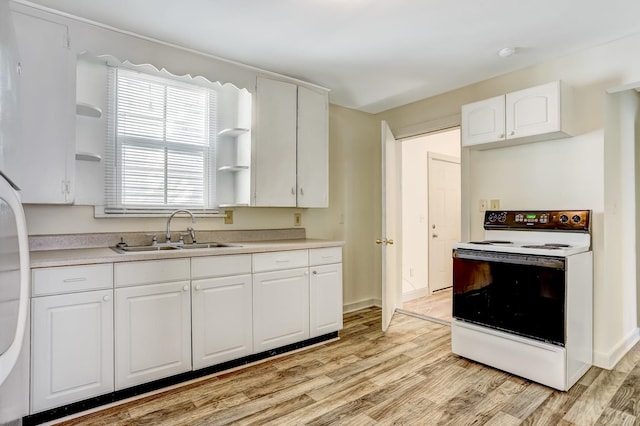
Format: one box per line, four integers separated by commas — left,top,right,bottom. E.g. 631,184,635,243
0,0,30,423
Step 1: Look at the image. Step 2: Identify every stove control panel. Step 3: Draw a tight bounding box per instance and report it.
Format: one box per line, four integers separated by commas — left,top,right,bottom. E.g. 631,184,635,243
484,210,590,231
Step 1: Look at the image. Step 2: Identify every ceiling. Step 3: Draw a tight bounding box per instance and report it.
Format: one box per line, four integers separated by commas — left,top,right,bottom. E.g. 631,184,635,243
18,0,640,113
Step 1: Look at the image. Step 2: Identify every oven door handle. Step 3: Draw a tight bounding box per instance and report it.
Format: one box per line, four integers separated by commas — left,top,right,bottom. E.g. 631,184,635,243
453,249,565,269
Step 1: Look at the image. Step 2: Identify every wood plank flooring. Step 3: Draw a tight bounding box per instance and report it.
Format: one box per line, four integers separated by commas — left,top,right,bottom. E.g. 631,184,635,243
402,288,452,322
54,307,640,425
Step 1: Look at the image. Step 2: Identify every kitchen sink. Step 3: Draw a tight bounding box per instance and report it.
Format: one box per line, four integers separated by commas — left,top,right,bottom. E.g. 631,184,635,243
111,242,240,254
179,242,238,249
111,245,181,253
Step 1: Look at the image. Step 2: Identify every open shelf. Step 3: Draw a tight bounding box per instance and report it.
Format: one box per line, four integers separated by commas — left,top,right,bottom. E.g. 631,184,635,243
75,151,102,162
76,102,102,118
217,165,249,172
218,128,250,137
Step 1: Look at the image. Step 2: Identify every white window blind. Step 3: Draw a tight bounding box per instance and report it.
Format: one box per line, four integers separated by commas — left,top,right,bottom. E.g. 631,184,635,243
104,68,218,214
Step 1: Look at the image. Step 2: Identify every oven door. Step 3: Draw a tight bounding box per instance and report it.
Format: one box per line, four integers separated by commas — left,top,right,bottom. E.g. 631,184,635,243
453,249,566,346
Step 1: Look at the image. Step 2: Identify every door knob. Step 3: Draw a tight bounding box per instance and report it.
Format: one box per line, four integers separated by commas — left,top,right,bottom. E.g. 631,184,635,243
376,239,394,245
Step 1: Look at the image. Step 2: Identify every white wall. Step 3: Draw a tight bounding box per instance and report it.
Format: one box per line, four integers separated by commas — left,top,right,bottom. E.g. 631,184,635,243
401,129,460,299
379,33,640,368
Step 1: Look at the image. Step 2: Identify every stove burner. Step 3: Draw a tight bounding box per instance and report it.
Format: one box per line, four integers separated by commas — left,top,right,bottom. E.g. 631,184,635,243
469,240,513,245
521,245,562,250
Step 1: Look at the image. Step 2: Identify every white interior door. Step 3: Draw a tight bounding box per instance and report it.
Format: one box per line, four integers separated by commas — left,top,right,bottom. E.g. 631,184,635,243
428,153,460,293
381,121,402,331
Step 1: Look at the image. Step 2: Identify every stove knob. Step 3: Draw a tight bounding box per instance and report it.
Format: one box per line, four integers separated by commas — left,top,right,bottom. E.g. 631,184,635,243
560,214,569,223
488,213,498,222
498,212,507,222
572,215,581,223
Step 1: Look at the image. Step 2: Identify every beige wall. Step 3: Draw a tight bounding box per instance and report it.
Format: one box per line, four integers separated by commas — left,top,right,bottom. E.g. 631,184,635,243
306,105,380,310
377,33,640,369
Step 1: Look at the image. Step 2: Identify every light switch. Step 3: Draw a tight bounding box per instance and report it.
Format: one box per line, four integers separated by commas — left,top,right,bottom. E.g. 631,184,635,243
490,199,500,210
479,199,488,212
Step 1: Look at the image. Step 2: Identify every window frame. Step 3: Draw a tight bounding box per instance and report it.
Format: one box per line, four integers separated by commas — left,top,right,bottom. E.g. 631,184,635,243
101,67,222,216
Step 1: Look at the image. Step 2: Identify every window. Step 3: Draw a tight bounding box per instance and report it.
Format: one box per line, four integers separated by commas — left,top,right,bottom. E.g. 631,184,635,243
104,68,218,214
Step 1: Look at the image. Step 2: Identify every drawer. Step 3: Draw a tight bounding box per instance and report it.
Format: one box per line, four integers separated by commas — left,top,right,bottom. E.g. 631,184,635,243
32,264,113,296
309,247,342,266
191,254,252,279
252,250,308,273
114,258,190,287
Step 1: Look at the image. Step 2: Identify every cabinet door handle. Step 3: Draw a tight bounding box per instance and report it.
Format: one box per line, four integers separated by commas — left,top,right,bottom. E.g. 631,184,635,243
510,131,515,136
312,270,317,275
183,285,189,292
300,187,304,196
291,187,295,195
63,277,87,283
103,295,111,302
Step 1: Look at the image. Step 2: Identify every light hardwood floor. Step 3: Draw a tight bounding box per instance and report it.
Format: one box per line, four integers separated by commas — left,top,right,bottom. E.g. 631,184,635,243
402,288,453,322
56,308,640,425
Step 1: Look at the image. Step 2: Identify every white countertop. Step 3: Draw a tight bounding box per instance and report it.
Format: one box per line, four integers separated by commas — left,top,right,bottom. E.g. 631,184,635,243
30,239,345,268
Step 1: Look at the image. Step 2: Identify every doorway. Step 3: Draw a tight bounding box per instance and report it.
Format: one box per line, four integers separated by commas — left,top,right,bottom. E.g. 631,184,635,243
399,128,461,323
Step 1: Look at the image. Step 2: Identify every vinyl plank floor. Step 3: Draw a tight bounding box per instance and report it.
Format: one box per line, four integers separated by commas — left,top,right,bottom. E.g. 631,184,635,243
55,307,640,425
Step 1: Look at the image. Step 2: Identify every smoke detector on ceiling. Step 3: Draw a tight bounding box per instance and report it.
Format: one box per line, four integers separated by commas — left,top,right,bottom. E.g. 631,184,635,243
497,47,516,58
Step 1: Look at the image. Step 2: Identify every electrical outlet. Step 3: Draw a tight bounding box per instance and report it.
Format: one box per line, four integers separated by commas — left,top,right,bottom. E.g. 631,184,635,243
479,199,488,212
490,199,500,210
294,213,302,226
224,210,233,225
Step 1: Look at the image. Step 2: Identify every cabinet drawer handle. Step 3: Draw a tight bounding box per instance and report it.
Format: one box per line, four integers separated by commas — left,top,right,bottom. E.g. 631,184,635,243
312,270,317,275
103,295,111,302
195,285,201,291
63,277,87,283
183,285,189,292
321,255,334,259
275,259,290,263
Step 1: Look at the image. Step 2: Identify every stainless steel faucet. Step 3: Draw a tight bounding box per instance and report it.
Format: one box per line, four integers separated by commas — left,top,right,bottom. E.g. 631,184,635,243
166,209,195,243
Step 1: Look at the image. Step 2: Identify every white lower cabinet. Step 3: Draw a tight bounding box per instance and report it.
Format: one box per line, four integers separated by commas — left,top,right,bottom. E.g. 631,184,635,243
309,247,343,338
114,259,191,390
31,289,113,413
191,255,253,369
252,250,310,352
30,245,344,413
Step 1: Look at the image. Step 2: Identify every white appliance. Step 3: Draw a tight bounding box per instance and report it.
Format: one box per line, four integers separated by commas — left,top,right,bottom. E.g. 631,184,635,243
0,0,30,423
451,210,593,391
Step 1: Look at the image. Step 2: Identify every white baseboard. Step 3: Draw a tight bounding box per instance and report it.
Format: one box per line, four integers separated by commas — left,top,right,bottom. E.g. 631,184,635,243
343,298,381,313
593,327,640,369
402,287,429,303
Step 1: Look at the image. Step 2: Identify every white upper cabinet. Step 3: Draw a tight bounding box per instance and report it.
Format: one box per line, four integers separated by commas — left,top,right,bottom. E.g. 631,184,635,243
461,95,506,147
461,81,573,150
12,11,76,203
254,77,298,207
254,77,329,207
297,86,329,208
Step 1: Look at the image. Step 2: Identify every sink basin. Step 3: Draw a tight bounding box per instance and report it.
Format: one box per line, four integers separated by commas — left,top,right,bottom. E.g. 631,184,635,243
111,245,181,253
111,242,240,253
179,242,239,249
